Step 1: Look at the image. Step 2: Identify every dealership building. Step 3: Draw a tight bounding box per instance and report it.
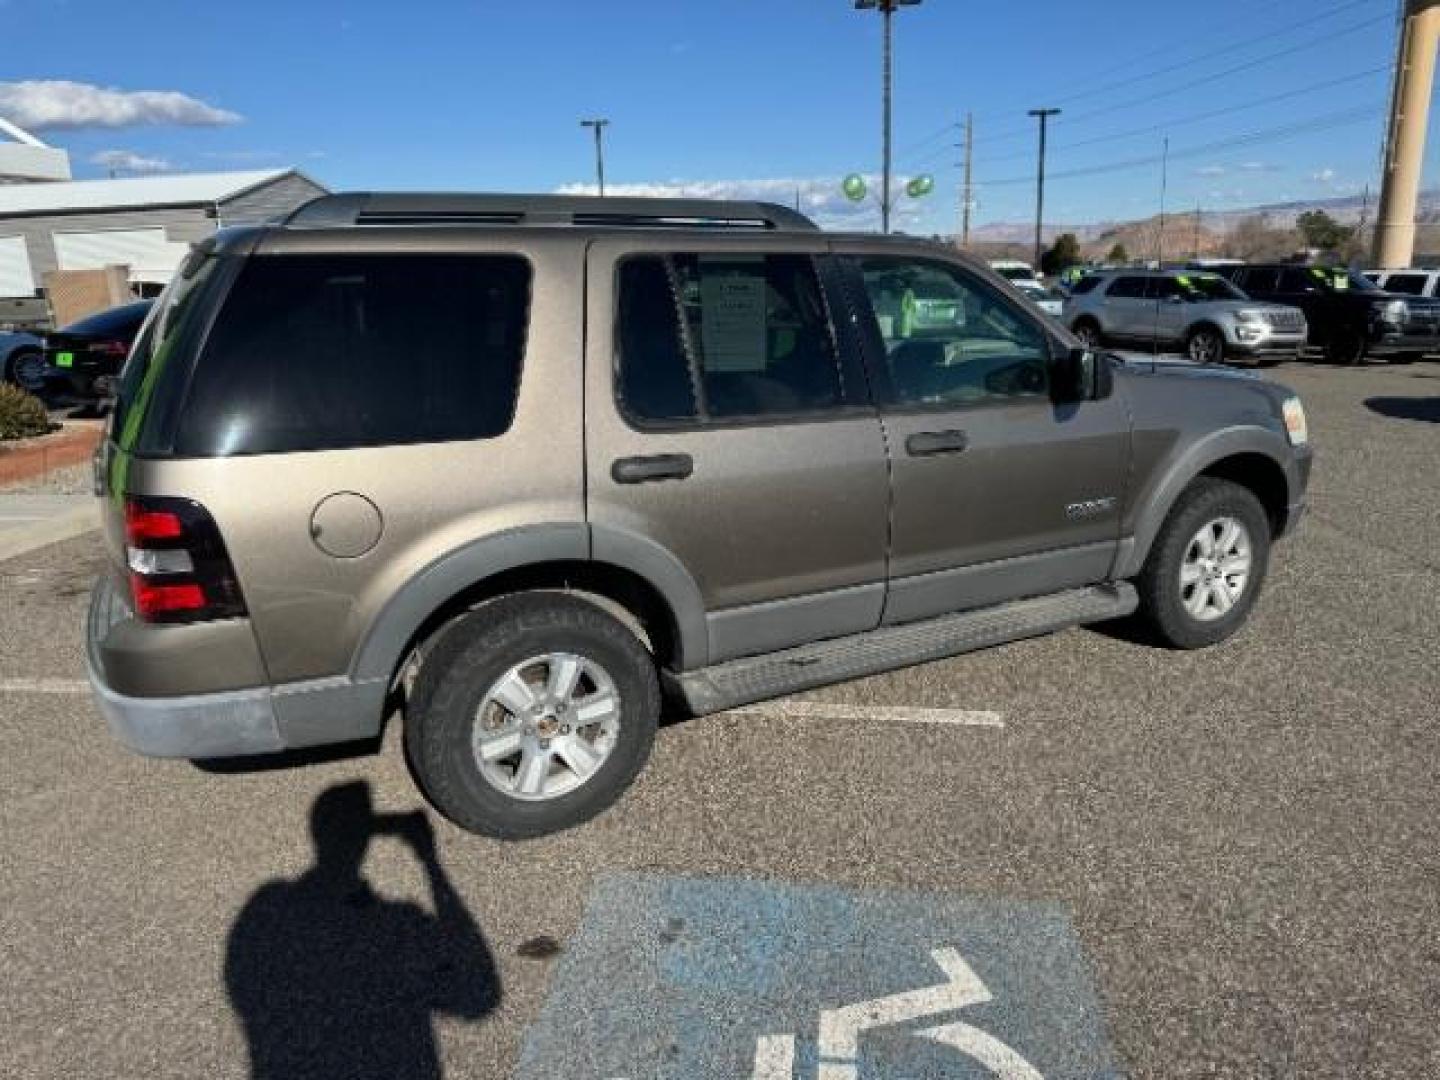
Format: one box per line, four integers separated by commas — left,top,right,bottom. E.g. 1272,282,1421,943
0,168,326,300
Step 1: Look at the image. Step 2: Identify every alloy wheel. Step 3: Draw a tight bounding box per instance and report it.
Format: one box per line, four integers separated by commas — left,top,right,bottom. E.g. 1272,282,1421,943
1180,516,1252,622
471,652,621,801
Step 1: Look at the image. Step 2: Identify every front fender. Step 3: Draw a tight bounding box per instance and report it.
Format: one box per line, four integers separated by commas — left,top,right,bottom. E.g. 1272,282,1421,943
1116,424,1297,579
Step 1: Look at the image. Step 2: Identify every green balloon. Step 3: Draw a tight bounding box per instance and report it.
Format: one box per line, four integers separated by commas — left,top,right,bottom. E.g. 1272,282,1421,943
841,174,868,202
905,174,935,198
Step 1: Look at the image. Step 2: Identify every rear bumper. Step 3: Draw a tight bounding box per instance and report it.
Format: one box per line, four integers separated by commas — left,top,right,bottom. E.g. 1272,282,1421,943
87,577,387,758
88,655,285,757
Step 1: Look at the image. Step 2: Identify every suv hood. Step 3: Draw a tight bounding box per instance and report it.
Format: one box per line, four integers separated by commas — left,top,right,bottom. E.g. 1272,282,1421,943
1113,354,1262,383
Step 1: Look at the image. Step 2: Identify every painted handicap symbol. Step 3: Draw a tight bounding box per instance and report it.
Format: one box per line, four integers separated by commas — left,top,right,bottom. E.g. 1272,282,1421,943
752,947,1043,1080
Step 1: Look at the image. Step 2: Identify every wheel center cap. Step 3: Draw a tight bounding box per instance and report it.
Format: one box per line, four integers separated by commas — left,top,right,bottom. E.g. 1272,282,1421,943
536,714,559,738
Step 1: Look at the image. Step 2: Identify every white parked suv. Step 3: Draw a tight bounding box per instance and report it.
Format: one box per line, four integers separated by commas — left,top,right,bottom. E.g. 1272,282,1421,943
1363,268,1440,299
1063,269,1307,365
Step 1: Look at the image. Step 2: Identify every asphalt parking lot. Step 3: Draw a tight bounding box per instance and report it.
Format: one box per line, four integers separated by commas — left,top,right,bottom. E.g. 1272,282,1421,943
2,358,1437,1078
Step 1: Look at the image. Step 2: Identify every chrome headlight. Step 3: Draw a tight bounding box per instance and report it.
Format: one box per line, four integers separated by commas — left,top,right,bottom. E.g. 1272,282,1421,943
1282,396,1308,447
1234,309,1266,325
1379,299,1409,325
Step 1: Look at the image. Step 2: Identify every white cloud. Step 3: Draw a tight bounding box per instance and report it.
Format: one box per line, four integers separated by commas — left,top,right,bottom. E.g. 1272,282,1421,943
554,174,933,231
89,149,172,174
0,80,240,132
1238,161,1280,173
1311,167,1337,184
1196,165,1227,177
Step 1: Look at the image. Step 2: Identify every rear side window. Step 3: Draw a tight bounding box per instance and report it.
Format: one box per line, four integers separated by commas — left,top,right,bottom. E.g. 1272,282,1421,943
1106,276,1147,298
616,253,844,424
175,254,529,456
1069,275,1101,295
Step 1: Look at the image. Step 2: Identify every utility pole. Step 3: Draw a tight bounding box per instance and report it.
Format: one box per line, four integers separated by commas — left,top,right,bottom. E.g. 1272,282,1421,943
1374,0,1440,267
855,0,922,234
1028,107,1060,269
959,111,974,248
1156,136,1170,266
579,118,610,196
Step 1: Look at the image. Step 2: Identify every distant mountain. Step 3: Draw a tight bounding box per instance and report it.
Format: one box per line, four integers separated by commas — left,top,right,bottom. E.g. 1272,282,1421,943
967,188,1440,245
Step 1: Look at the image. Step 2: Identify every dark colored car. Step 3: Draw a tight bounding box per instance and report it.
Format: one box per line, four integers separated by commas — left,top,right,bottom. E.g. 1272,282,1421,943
44,300,153,396
1217,264,1440,364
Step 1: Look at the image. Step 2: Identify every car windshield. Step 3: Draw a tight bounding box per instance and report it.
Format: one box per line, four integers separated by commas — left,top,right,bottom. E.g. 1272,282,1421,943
1174,274,1243,301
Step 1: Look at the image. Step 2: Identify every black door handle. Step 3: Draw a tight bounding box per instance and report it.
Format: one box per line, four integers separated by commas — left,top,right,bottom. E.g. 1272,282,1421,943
905,430,969,457
612,453,694,484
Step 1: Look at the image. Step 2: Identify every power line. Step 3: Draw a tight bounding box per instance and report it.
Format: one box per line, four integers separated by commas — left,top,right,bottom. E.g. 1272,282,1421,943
972,103,1381,188
962,7,1392,152
974,65,1391,168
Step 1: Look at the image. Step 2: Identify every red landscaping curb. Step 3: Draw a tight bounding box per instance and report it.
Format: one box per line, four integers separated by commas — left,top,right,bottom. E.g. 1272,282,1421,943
0,422,103,487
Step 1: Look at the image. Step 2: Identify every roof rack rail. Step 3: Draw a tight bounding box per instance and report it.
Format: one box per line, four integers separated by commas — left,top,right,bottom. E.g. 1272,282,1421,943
284,193,819,231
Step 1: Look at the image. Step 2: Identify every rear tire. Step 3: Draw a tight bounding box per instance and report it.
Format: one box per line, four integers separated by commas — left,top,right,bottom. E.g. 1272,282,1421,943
406,593,660,839
1134,478,1271,649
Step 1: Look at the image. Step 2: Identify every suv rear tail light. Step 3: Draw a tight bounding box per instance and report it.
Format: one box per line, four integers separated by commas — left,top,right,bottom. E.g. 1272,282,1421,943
124,496,247,624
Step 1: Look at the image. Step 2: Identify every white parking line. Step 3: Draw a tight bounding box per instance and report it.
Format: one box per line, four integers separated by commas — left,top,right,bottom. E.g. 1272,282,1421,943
0,677,90,695
725,701,1004,728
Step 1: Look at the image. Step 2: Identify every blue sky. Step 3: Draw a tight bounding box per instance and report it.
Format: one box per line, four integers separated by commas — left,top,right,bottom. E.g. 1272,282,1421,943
1,0,1425,233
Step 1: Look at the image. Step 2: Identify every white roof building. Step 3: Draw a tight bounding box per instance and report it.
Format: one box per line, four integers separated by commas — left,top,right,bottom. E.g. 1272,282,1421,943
0,168,326,300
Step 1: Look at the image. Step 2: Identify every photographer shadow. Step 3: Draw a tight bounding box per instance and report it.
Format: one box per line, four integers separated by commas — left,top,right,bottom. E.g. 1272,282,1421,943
224,781,499,1080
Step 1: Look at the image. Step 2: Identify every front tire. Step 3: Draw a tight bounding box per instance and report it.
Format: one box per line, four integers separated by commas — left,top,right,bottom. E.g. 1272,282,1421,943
1134,478,1271,649
1325,328,1367,366
1186,326,1225,365
406,593,660,839
1072,320,1103,350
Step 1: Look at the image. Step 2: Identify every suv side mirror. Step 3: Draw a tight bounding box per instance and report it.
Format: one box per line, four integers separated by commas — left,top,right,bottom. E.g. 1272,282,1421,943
1052,346,1111,403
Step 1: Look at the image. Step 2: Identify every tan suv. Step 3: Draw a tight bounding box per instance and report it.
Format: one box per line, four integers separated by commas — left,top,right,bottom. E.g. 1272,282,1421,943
89,194,1312,838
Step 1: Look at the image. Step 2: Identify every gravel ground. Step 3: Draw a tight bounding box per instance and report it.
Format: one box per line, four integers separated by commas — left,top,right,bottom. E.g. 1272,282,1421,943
0,460,93,495
1,357,1436,1079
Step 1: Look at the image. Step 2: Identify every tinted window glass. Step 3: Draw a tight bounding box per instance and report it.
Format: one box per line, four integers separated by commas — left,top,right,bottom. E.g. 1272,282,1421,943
858,256,1048,406
1279,268,1325,293
175,254,529,456
113,255,222,452
1380,273,1427,295
616,253,843,423
1069,275,1101,295
64,300,153,336
1146,276,1182,300
1107,276,1148,298
1238,267,1280,293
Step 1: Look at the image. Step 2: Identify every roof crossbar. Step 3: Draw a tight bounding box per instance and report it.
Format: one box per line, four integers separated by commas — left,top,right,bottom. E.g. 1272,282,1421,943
285,192,818,231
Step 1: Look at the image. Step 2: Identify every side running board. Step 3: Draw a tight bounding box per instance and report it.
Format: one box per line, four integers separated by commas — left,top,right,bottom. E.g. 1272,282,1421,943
671,583,1137,717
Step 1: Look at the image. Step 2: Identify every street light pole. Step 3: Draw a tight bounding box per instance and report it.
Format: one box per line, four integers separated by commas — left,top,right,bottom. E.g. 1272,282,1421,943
856,0,922,234
1028,108,1060,270
580,118,610,196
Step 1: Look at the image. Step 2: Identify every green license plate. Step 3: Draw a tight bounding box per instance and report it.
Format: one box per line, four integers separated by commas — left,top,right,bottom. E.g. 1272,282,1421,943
55,351,73,368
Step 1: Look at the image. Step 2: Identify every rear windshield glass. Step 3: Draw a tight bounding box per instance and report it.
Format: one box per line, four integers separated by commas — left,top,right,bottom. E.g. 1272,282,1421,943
173,253,530,456
62,300,153,336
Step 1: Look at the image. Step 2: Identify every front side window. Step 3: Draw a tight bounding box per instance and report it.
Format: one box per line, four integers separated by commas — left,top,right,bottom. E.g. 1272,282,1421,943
616,253,844,424
175,254,529,456
1384,274,1428,295
857,256,1049,407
